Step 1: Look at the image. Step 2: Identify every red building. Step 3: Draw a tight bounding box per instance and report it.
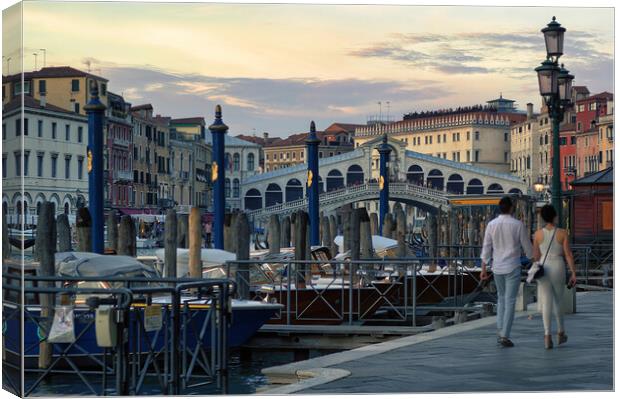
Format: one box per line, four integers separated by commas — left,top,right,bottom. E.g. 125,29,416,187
559,124,577,190
575,92,613,177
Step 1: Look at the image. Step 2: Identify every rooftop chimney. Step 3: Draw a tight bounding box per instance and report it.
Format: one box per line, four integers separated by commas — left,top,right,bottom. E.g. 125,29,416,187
39,94,46,108
263,132,269,139
526,103,533,120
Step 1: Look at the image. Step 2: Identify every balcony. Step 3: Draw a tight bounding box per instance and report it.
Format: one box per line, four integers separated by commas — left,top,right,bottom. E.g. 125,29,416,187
177,171,189,182
113,137,131,148
563,167,577,175
113,170,133,182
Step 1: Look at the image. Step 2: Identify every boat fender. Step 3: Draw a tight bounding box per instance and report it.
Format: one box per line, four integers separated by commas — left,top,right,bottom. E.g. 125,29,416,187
95,305,117,347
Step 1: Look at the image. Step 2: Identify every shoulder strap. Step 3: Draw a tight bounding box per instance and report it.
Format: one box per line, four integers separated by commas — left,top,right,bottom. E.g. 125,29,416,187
541,228,557,265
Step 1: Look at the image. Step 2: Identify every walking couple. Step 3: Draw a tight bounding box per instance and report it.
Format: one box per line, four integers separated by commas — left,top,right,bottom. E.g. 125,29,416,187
480,196,577,349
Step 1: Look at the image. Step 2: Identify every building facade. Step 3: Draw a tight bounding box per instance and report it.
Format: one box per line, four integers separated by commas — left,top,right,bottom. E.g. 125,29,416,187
354,97,527,173
3,66,108,116
575,92,613,177
597,99,614,171
105,92,133,211
510,103,539,189
2,95,88,223
264,123,356,172
205,134,261,210
130,104,159,212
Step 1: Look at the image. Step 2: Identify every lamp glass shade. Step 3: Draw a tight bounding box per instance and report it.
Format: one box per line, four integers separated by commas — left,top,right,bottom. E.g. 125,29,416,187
558,69,574,102
533,182,545,193
542,17,566,58
536,60,559,97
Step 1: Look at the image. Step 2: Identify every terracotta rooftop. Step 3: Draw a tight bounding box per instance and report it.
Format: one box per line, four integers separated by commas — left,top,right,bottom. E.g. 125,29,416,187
325,122,365,133
170,117,205,125
2,66,108,83
235,134,282,147
130,104,153,112
577,91,614,103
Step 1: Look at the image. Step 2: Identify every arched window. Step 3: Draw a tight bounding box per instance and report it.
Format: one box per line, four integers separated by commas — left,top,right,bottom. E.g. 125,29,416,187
233,178,240,198
244,188,262,210
406,165,424,185
487,183,504,194
446,174,464,194
225,152,231,171
427,169,444,190
225,178,231,198
233,153,240,171
508,188,522,194
265,183,283,207
466,178,484,195
326,169,344,192
346,164,364,186
247,153,255,171
64,202,70,215
285,178,303,202
318,175,324,194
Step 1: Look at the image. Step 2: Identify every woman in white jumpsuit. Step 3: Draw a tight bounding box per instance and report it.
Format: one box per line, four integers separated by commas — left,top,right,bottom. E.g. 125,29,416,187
533,204,577,349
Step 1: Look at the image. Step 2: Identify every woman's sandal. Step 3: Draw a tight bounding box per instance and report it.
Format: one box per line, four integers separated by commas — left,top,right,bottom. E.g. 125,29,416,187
544,335,553,349
558,331,568,345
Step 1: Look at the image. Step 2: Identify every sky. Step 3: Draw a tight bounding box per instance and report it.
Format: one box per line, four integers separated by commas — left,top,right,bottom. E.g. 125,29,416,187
3,1,614,137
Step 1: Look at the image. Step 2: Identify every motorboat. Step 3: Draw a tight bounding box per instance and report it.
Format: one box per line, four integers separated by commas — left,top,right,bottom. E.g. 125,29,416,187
7,228,36,249
2,252,282,368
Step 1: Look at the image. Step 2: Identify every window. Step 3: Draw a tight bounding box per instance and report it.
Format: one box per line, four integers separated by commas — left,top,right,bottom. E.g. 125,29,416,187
437,134,441,143
38,80,46,94
51,155,57,177
319,152,323,158
544,134,548,145
37,153,43,177
504,132,508,142
466,131,470,141
100,83,107,96
14,152,21,176
74,103,80,113
24,152,29,176
65,157,71,178
78,126,83,143
300,151,304,159
65,125,70,141
589,102,597,111
13,81,30,95
444,133,447,142
504,152,508,162
52,122,57,139
71,79,80,92
78,157,84,179
23,118,29,135
233,179,240,198
37,120,43,137
474,150,480,162
466,150,470,162
225,178,231,198
577,122,582,132
233,153,240,171
475,131,480,140
2,155,6,178
15,118,21,136
429,136,432,144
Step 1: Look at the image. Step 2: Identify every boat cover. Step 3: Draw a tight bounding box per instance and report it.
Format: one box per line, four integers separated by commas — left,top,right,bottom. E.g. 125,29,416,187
55,252,159,279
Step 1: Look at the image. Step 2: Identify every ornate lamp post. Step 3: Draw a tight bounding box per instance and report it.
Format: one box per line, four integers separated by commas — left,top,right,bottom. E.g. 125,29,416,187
535,16,574,227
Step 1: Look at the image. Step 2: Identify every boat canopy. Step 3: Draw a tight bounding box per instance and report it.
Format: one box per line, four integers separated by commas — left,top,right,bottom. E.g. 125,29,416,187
333,235,398,253
154,248,236,277
55,252,160,279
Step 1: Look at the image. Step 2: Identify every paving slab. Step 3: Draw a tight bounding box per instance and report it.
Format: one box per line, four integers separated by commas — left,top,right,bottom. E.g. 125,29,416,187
298,291,613,393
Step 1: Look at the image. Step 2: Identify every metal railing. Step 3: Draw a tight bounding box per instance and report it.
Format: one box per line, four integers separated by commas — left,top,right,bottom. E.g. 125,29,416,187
571,243,614,287
2,274,235,396
225,257,489,327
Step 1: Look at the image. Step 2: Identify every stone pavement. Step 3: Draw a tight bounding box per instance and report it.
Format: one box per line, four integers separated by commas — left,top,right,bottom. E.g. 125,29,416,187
299,291,613,393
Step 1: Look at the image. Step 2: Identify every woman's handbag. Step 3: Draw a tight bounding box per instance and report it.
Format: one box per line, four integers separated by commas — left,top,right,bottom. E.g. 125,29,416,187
526,228,556,283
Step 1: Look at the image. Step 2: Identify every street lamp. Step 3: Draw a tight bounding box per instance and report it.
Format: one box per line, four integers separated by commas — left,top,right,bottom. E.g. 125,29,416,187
535,16,573,228
533,181,545,194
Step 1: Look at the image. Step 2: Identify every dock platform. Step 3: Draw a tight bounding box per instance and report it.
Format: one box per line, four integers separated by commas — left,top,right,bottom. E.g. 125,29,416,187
261,291,613,393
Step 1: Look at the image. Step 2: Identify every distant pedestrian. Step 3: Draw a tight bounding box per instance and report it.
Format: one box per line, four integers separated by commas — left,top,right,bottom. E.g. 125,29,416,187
532,204,577,349
480,196,533,347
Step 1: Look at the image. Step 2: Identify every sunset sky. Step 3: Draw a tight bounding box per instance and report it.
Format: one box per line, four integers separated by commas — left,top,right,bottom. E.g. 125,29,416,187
3,1,614,137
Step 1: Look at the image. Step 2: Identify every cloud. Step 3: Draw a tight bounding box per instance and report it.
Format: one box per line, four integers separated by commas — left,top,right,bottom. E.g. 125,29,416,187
101,64,451,136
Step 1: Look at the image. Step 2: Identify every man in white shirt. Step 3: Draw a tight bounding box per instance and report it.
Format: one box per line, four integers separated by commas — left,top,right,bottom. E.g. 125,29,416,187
480,196,533,347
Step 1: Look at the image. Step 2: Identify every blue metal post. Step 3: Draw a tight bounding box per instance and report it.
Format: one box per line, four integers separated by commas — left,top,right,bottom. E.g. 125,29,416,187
306,121,320,246
377,134,391,236
84,81,106,254
209,105,228,249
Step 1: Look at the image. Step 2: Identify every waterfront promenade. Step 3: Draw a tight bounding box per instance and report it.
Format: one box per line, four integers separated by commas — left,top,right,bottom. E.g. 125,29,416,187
262,291,613,394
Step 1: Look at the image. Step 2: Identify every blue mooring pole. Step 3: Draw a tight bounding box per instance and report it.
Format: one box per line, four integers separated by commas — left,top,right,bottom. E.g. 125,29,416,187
306,121,320,246
377,134,391,236
209,105,228,249
84,81,106,254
